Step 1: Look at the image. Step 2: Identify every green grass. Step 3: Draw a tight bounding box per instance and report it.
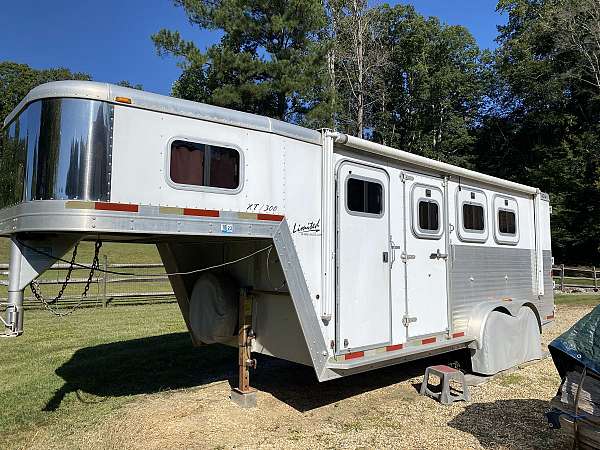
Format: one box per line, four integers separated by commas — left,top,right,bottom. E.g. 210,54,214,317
497,372,526,387
555,293,600,306
553,276,597,287
0,303,239,449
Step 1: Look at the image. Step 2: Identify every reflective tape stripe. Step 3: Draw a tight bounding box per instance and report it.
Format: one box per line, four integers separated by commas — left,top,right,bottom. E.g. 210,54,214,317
386,344,404,352
95,202,139,212
344,351,364,360
546,314,555,320
159,206,184,215
65,202,284,222
452,332,465,339
183,208,220,217
65,200,95,210
257,213,285,221
421,337,437,345
237,212,258,220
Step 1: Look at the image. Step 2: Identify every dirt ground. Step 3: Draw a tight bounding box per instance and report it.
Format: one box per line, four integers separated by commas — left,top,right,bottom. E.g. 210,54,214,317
27,305,590,450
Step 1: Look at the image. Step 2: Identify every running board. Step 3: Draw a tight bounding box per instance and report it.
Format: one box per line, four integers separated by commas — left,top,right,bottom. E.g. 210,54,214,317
327,337,474,371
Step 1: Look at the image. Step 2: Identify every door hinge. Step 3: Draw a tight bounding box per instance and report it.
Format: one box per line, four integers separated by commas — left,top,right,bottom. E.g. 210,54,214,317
390,240,402,267
401,251,415,262
402,315,417,327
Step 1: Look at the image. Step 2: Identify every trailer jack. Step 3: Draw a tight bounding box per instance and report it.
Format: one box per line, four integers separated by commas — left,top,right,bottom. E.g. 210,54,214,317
230,288,257,408
2,240,26,337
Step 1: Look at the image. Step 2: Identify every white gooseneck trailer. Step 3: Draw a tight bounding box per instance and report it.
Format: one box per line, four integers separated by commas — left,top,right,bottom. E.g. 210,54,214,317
0,81,553,396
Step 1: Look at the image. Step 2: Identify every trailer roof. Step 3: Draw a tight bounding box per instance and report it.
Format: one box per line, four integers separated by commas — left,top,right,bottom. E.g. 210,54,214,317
2,81,542,197
2,81,322,145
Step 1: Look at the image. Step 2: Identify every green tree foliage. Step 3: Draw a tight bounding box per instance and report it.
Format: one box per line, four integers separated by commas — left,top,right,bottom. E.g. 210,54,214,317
117,80,144,90
152,0,329,122
0,62,90,124
371,5,484,166
475,0,600,262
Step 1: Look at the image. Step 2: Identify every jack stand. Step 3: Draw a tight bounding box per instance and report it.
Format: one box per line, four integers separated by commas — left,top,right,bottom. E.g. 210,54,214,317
230,288,257,408
2,239,24,337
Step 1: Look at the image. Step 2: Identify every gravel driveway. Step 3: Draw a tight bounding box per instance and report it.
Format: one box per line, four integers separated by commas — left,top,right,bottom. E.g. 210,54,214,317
30,304,590,450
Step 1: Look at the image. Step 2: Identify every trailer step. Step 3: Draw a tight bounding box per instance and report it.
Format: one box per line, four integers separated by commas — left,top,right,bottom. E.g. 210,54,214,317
326,336,474,370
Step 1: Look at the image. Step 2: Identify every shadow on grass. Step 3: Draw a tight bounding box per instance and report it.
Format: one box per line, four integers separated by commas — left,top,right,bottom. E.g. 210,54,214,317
448,399,569,449
45,332,469,413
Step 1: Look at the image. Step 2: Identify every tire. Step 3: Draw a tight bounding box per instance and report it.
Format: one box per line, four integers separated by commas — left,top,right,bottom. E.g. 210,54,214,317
188,273,238,344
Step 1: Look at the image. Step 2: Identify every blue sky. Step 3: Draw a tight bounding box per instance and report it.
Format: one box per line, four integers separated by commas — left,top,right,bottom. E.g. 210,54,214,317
0,1,505,96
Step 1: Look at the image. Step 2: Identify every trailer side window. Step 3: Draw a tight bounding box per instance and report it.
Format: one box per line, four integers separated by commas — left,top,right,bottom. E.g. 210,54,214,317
170,140,240,190
418,200,439,231
498,209,516,235
462,204,485,231
347,178,383,215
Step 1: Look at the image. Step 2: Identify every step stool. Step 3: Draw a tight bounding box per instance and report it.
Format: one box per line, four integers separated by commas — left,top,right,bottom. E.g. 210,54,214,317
420,365,470,404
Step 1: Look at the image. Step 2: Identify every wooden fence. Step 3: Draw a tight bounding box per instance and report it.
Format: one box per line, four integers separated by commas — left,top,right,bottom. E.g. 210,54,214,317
552,265,599,291
0,259,596,309
0,257,176,310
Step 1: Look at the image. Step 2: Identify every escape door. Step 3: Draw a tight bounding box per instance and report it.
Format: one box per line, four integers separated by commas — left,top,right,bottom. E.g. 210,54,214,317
403,175,449,338
336,162,391,353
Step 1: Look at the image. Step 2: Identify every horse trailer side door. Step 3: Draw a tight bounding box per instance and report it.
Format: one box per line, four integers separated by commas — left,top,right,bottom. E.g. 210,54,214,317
403,174,449,338
336,162,391,353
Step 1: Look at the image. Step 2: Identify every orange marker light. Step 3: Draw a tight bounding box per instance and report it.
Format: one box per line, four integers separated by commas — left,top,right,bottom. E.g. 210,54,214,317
115,96,132,104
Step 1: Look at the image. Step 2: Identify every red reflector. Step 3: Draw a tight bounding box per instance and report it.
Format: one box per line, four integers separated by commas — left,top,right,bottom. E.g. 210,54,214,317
452,332,465,339
257,213,284,221
95,202,139,213
546,314,555,320
422,337,437,345
386,344,403,352
344,351,364,360
183,208,220,217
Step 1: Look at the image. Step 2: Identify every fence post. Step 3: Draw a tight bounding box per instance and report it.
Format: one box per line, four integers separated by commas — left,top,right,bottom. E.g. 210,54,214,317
594,266,598,291
102,255,108,307
560,264,565,291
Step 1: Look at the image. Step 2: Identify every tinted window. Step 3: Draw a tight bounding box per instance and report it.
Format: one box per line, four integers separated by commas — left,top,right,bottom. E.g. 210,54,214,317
347,178,383,215
498,209,516,235
463,203,485,231
170,140,240,189
418,200,439,231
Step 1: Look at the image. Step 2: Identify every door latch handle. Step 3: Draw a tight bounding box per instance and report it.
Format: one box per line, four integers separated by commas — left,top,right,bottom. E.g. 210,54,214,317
401,251,415,262
383,251,389,263
430,249,448,260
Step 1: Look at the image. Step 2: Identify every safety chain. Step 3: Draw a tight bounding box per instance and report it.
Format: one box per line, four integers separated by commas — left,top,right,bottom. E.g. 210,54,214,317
30,240,103,317
30,243,79,305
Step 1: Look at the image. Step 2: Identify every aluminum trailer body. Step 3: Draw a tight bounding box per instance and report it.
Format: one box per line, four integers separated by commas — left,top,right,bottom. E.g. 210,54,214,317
0,81,554,382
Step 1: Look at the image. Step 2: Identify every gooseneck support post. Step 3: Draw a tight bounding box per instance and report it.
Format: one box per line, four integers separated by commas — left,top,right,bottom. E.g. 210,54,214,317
3,238,24,337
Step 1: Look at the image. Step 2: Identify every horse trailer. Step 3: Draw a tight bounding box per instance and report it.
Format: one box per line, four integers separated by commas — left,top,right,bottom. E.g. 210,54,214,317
0,81,553,402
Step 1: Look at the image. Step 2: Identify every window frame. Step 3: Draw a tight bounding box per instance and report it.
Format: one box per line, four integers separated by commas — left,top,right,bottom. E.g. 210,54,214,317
165,136,244,195
455,187,489,244
410,183,443,240
462,202,486,233
497,208,517,235
344,173,385,219
493,194,520,246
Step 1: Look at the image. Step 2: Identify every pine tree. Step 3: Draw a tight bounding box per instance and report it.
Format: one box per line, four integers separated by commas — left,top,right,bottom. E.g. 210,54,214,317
152,0,329,122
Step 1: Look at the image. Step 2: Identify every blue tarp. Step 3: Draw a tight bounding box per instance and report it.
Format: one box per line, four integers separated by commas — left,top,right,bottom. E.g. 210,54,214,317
549,304,600,378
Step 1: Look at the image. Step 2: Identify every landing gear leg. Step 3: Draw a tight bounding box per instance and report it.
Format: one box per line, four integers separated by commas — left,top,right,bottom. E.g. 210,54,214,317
2,239,24,337
230,288,257,408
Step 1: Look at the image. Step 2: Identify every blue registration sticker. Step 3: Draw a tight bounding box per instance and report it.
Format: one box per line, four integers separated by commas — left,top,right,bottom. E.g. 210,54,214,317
220,223,234,234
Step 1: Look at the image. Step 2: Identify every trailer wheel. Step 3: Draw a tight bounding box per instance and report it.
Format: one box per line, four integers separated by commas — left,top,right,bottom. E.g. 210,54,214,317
188,273,239,344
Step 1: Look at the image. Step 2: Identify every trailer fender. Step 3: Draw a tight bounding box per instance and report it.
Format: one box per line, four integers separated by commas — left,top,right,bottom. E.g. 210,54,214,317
469,303,543,375
466,300,541,350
